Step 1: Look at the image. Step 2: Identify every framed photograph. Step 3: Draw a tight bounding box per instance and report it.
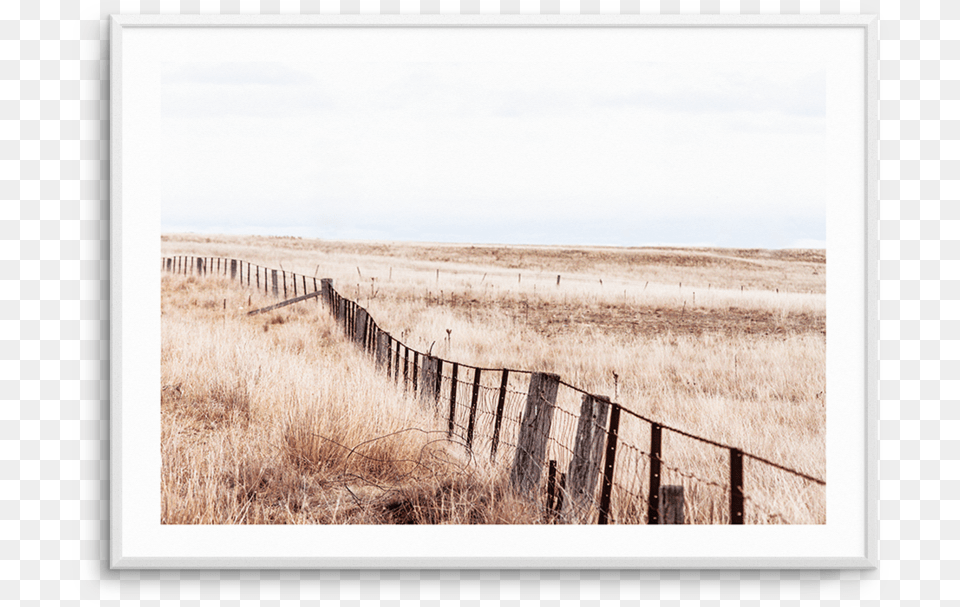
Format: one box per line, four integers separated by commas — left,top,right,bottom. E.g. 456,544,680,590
111,14,877,568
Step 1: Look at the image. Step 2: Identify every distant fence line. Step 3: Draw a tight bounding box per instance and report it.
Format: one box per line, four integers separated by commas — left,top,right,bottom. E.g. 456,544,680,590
163,254,826,525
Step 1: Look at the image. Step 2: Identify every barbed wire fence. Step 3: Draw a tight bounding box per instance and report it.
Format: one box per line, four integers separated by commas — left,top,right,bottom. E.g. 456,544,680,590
163,255,826,525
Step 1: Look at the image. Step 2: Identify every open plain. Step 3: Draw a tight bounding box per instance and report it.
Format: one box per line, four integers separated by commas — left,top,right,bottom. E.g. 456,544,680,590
161,234,826,525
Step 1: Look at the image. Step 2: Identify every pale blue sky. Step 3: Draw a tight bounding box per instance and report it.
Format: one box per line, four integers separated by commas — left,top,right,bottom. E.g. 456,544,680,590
162,61,826,248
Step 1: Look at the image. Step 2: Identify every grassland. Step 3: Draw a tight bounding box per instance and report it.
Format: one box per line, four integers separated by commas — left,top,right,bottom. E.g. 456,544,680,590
161,233,826,525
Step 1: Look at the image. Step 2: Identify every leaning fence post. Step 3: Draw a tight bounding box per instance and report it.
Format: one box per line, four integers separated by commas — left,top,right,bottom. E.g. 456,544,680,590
510,372,560,498
597,403,622,525
648,422,663,524
490,368,510,461
659,486,684,524
565,394,610,523
730,448,744,524
447,363,459,438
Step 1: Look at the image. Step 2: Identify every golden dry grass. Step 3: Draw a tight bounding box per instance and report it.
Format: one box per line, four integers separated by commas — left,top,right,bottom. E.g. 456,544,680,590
162,234,826,525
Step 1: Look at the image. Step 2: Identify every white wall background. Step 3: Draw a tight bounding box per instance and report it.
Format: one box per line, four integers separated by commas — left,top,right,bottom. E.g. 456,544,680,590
6,0,946,603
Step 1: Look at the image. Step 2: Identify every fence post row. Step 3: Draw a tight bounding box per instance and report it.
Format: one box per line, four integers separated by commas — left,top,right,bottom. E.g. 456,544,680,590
510,372,560,498
565,394,610,524
597,403,622,525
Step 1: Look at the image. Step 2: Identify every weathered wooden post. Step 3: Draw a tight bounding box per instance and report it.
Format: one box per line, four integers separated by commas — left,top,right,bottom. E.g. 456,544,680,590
490,368,510,461
376,331,390,370
271,270,279,297
321,279,332,310
466,367,482,452
293,273,298,297
393,340,401,382
196,257,202,274
411,350,419,395
564,394,610,523
648,422,663,524
447,363,459,438
510,372,560,498
659,485,685,524
355,308,368,345
597,404,622,525
419,355,440,408
730,448,744,524
230,259,237,280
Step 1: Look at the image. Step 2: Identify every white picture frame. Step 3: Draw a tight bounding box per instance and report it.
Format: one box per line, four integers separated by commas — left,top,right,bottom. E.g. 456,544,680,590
110,14,878,569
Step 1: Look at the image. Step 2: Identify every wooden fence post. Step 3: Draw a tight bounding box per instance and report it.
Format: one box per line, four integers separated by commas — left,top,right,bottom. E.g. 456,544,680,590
412,351,419,396
419,355,439,408
402,347,409,390
433,358,443,404
490,369,509,461
466,367,482,452
321,279,332,310
659,486,684,524
393,339,400,382
648,422,663,524
447,363,459,438
231,259,237,280
510,372,560,498
376,331,390,370
355,308,368,345
564,394,610,523
730,448,744,524
247,263,250,286
271,270,279,297
293,273,298,297
196,257,202,274
282,270,287,298
597,404,621,525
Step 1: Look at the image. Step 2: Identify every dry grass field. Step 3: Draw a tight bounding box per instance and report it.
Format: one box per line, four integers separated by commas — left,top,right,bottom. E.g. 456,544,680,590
161,233,826,525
